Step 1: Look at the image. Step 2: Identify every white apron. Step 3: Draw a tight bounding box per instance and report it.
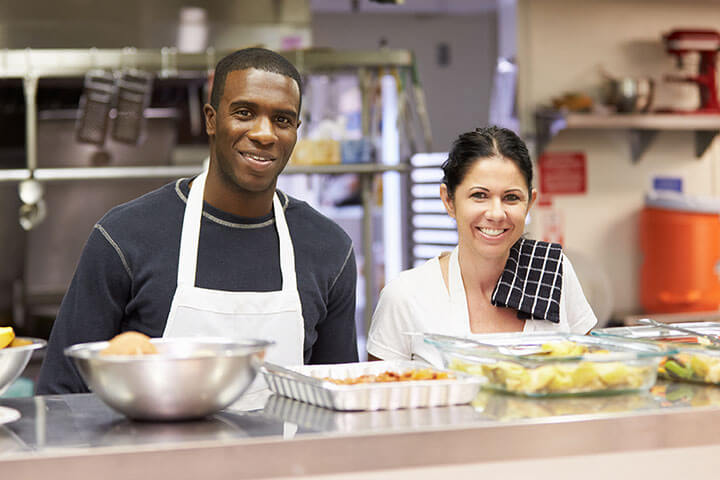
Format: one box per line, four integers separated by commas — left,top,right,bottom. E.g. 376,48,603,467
163,171,305,402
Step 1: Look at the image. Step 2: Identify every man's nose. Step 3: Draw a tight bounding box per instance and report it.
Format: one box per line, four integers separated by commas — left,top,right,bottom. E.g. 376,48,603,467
247,116,277,144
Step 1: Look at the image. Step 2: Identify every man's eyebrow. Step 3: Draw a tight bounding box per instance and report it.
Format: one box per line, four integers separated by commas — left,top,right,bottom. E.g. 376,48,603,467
228,100,298,118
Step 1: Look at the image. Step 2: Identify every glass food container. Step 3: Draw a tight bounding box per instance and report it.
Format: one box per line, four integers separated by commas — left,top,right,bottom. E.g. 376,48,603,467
593,322,720,386
423,333,667,397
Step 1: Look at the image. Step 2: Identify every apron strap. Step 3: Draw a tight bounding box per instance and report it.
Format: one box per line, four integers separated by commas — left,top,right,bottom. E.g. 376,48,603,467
177,171,297,294
177,171,206,287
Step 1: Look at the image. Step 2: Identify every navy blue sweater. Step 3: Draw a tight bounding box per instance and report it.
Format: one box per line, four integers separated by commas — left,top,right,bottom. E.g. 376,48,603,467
37,178,358,394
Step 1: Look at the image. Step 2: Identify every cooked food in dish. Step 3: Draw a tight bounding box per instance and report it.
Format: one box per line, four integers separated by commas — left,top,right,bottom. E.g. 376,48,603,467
100,331,158,356
0,327,32,349
320,368,454,385
449,341,653,396
659,352,720,384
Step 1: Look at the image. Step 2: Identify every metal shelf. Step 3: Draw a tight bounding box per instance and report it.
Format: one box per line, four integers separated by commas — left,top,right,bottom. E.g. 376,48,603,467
0,164,409,183
535,110,720,162
0,48,414,79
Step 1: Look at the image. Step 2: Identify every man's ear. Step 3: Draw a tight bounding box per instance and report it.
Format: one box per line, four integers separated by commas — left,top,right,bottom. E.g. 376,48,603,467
440,183,455,219
204,104,216,137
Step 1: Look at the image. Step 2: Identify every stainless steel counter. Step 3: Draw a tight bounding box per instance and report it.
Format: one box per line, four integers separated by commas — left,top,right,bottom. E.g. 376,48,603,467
2,382,720,478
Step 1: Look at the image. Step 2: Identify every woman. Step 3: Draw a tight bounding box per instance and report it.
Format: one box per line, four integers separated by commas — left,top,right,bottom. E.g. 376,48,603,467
367,126,597,362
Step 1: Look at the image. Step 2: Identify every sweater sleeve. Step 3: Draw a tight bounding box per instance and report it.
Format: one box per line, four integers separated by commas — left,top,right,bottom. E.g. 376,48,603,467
36,225,131,394
308,245,358,364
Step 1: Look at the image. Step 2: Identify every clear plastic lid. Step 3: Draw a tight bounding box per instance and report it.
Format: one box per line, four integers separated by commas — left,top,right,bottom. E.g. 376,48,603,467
593,322,720,356
423,332,668,367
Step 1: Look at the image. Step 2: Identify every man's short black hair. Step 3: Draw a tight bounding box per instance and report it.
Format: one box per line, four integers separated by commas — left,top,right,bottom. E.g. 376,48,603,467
210,47,303,113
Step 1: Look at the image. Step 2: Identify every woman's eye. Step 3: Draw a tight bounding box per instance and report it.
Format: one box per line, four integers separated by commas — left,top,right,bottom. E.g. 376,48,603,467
504,194,521,202
471,192,487,199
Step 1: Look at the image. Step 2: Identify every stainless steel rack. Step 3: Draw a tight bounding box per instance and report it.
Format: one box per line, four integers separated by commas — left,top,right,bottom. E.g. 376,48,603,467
0,47,424,334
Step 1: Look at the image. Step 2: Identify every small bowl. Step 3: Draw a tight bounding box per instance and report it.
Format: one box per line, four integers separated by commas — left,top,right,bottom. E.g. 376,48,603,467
0,338,46,396
65,337,272,421
603,77,654,113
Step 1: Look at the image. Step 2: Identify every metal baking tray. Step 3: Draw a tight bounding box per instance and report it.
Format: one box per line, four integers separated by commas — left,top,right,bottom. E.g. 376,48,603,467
261,361,483,411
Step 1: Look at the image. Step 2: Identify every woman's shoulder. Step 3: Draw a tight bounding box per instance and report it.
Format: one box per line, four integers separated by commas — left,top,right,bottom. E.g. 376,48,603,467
382,256,444,298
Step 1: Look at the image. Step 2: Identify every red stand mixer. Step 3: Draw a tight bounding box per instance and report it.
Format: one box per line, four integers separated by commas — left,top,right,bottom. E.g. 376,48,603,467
663,29,720,113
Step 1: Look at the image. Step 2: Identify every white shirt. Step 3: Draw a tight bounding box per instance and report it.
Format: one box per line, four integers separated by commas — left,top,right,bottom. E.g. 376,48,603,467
367,252,598,362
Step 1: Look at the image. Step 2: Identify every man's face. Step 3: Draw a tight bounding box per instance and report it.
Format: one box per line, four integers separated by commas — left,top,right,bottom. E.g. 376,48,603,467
205,68,300,196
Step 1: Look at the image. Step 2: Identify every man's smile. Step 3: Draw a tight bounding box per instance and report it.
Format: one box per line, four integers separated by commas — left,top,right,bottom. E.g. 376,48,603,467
239,151,277,171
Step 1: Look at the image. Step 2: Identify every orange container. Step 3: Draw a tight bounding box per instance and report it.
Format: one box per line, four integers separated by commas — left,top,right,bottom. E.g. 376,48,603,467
640,203,720,313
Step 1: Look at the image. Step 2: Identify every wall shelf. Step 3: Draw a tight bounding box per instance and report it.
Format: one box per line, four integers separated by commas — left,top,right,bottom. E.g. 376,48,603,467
535,110,720,162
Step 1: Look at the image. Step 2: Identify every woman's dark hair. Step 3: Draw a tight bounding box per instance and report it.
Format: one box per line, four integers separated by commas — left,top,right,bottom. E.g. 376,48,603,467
210,47,303,112
442,126,532,199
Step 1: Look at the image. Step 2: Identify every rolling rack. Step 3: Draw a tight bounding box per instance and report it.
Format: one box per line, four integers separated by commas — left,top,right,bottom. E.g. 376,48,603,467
0,47,432,335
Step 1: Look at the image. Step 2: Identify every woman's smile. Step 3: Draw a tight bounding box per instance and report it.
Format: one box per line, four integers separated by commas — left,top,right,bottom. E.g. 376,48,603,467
476,226,510,239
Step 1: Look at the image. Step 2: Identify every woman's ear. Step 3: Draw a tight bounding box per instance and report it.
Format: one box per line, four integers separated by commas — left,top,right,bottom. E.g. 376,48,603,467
440,183,456,219
528,188,538,211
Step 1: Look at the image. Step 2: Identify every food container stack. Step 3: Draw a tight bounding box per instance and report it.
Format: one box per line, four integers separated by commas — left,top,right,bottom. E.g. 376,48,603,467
423,333,667,397
593,322,720,386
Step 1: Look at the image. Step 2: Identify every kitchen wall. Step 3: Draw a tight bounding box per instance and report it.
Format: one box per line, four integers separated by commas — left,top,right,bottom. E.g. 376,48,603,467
516,0,720,318
312,12,498,151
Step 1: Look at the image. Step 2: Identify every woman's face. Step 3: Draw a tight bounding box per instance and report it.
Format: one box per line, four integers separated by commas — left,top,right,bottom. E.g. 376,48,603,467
441,155,537,261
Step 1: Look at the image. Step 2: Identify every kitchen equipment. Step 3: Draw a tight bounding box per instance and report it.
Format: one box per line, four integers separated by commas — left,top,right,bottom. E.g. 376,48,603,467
663,29,720,113
424,333,667,397
17,178,46,231
111,70,154,144
76,70,116,145
262,361,483,411
637,318,720,345
602,77,654,113
0,338,46,396
640,192,720,313
65,337,272,421
594,322,720,386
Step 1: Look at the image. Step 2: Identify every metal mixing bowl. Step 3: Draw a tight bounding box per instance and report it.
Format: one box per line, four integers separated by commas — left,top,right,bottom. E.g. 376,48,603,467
65,337,272,421
0,338,46,396
603,77,654,113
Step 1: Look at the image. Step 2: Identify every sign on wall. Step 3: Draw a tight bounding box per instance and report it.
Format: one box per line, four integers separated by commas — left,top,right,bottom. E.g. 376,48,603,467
538,152,587,195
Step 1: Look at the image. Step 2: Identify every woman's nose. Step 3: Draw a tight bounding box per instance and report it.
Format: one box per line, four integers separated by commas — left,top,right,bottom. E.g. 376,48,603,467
485,198,505,220
247,116,277,144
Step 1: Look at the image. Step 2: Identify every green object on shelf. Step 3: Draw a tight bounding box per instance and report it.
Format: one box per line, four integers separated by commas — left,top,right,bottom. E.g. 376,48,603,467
1,377,34,398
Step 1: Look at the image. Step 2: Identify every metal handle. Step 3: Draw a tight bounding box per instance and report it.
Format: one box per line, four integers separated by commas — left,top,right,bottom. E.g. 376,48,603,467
637,318,720,345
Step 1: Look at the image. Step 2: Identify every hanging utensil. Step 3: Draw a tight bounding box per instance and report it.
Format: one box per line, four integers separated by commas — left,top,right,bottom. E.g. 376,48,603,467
111,69,154,145
76,70,116,146
637,318,720,346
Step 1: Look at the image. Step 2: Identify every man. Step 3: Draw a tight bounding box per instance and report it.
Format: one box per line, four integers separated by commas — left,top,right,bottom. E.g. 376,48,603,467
37,48,358,394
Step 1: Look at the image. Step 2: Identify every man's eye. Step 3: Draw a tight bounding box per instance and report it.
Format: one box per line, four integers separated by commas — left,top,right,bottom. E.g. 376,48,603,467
276,116,291,125
233,110,252,118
